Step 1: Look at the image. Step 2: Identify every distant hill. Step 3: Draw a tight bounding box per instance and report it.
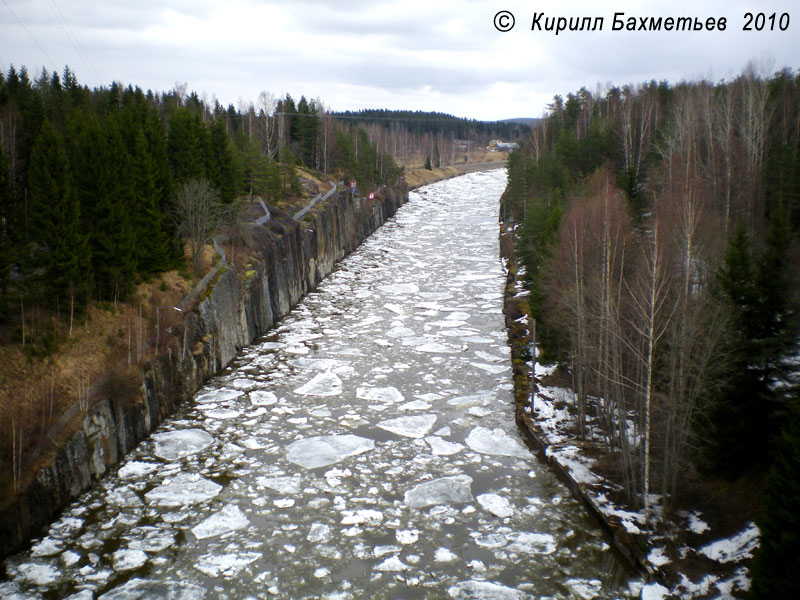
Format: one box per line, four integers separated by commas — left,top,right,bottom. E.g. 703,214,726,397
331,109,528,141
499,117,542,127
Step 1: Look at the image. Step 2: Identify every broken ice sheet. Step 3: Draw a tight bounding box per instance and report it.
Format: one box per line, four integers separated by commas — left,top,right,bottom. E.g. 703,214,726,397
477,493,514,518
191,504,249,540
465,427,529,458
256,475,304,495
152,429,213,461
404,475,473,508
293,371,343,396
286,434,374,469
448,581,530,599
144,473,222,507
194,551,261,578
377,414,437,438
98,579,208,599
357,386,404,404
425,436,464,456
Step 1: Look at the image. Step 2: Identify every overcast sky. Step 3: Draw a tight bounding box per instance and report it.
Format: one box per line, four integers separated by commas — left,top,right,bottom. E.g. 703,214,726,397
2,0,798,120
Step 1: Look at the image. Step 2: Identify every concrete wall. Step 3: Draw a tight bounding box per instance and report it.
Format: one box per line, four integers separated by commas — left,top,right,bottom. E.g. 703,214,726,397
0,185,407,558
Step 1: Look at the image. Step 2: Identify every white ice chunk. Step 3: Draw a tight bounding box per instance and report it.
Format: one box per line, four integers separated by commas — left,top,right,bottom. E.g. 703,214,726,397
144,473,222,507
195,389,243,404
506,532,557,555
435,547,458,563
107,486,143,508
294,371,343,397
341,509,383,525
256,476,304,495
379,283,419,294
152,429,213,461
465,427,529,458
357,386,404,404
112,549,148,571
477,493,514,518
118,461,159,480
377,414,437,439
414,342,457,354
386,326,415,338
374,556,409,572
286,434,374,469
396,530,420,545
249,391,278,406
16,563,60,586
30,537,62,557
374,545,401,557
202,407,241,420
448,581,529,599
307,523,332,543
471,362,509,375
565,578,604,600
191,505,249,540
194,552,261,578
404,475,473,508
425,436,464,456
98,579,207,599
399,400,432,411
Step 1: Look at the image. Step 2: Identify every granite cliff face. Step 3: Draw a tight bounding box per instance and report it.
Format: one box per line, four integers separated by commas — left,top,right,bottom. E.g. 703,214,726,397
0,186,407,558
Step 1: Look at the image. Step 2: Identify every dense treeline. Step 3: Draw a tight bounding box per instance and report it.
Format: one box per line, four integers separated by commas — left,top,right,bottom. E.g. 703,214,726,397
332,109,525,168
0,67,402,338
332,109,525,140
504,66,800,540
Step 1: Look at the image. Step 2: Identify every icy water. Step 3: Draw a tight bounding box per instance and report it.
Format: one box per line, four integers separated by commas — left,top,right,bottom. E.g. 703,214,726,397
2,170,637,599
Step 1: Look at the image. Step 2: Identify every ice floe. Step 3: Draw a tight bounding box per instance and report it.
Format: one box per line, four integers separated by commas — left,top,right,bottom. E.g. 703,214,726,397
112,548,148,571
448,581,529,599
477,493,514,518
249,390,278,406
404,475,473,508
194,552,262,578
465,427,529,458
425,436,464,456
357,386,404,404
293,371,343,396
117,461,159,480
377,414,437,438
152,429,213,461
286,434,374,469
191,504,249,540
256,475,304,495
144,473,222,507
99,579,207,599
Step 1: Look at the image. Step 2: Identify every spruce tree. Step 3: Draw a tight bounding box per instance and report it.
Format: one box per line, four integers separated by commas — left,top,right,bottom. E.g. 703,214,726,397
208,118,236,203
749,397,800,599
130,130,172,273
27,120,90,305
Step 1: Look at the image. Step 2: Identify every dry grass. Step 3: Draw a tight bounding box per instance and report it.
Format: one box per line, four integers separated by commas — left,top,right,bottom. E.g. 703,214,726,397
0,269,194,506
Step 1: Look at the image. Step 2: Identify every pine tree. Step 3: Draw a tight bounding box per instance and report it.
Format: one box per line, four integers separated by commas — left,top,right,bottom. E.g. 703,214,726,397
749,398,800,599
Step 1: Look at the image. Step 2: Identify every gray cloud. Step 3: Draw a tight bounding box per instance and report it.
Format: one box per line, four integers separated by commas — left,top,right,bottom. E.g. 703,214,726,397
2,0,799,120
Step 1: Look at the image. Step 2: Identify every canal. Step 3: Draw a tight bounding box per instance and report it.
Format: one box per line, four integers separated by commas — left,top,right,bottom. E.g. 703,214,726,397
2,169,637,599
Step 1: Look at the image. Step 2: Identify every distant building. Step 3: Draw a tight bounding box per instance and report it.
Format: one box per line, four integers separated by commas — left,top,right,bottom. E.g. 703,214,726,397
490,140,519,152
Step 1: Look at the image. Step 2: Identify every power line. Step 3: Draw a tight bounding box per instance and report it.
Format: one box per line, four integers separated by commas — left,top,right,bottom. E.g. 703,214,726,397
45,0,102,87
2,0,58,73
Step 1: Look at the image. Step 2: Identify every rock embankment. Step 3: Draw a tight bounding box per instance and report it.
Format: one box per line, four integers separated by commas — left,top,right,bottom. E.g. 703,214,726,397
0,184,407,559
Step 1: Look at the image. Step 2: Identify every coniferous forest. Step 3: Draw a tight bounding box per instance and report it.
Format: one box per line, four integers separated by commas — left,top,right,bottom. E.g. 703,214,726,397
503,67,800,596
0,66,403,325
